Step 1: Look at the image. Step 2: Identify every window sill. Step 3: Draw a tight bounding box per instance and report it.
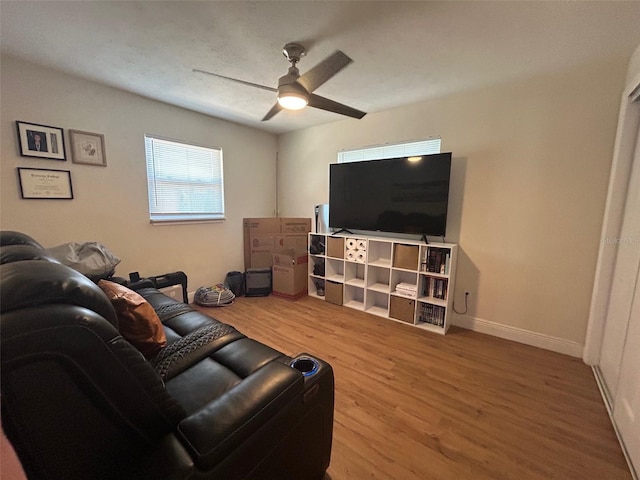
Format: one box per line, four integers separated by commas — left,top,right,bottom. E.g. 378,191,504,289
150,217,226,226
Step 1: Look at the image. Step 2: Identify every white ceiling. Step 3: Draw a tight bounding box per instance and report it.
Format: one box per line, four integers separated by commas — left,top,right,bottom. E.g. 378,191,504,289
2,1,640,135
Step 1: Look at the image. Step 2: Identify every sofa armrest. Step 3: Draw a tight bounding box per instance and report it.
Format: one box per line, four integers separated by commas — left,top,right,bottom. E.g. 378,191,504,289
176,361,303,470
127,278,156,290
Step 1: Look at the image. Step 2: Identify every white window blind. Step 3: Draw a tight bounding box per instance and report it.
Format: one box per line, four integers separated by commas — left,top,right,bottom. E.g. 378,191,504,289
145,135,224,223
337,138,441,163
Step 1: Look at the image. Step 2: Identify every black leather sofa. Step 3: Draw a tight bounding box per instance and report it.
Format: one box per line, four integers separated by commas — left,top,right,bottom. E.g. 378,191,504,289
0,231,334,480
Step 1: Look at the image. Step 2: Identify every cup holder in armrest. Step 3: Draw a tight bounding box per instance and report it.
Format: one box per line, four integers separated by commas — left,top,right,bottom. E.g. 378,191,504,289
290,356,319,377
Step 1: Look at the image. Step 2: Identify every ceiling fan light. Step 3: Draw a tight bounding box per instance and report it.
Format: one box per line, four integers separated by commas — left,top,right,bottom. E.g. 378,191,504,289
278,92,308,110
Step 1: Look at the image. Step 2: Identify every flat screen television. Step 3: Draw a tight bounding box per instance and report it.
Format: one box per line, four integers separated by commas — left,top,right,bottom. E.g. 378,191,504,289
329,152,452,236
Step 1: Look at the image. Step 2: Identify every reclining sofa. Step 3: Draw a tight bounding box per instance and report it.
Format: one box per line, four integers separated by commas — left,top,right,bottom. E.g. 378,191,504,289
0,231,334,480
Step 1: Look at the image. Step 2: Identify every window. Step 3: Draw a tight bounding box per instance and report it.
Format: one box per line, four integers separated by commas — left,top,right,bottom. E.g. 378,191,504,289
337,137,441,163
144,135,224,223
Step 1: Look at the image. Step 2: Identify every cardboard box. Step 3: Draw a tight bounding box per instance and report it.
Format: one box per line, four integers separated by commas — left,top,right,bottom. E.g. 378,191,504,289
271,248,308,299
389,295,416,324
243,218,311,269
275,234,308,249
325,280,343,306
280,218,312,234
393,244,419,270
327,236,344,259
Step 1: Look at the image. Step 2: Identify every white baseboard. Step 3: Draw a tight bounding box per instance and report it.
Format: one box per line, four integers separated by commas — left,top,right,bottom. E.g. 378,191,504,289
452,314,584,358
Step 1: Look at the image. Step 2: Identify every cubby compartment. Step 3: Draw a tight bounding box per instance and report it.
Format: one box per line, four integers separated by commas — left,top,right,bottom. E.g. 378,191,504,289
393,244,419,270
309,234,326,255
418,274,448,305
325,258,344,282
343,284,364,310
420,245,453,274
366,265,390,293
308,277,325,298
389,295,416,324
344,237,367,264
368,240,392,267
309,256,325,279
344,262,366,288
365,290,389,317
325,280,343,305
416,301,446,330
390,270,418,298
326,236,344,259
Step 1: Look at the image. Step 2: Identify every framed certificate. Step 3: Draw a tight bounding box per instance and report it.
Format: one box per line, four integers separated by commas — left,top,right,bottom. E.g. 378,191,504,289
17,168,73,199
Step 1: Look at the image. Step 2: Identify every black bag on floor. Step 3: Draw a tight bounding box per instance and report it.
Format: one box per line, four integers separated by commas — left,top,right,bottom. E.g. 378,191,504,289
224,271,245,297
245,268,272,297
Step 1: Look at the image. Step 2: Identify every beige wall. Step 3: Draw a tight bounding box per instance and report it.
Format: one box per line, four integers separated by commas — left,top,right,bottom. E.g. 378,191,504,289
0,56,277,290
277,57,628,345
627,43,640,85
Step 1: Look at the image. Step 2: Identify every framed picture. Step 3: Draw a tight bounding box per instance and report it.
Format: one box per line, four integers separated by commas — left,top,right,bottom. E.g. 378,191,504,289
17,168,73,199
16,121,66,160
69,130,107,166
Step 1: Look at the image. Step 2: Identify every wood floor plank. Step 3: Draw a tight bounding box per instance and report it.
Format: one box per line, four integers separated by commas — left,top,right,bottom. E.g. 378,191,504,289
194,296,631,480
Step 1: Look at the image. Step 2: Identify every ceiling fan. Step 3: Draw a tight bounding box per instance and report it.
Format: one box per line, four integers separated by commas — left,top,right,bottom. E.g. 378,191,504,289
194,43,367,121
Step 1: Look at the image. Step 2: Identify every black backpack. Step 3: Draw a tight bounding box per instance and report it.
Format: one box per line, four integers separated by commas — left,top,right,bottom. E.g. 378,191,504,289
224,271,245,297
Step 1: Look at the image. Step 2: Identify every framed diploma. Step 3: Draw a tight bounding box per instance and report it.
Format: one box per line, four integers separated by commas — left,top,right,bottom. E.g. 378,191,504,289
17,168,74,200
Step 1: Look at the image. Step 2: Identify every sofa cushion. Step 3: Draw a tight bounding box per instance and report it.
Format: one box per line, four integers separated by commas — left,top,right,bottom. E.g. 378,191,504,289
98,280,167,357
1,261,118,328
0,244,61,265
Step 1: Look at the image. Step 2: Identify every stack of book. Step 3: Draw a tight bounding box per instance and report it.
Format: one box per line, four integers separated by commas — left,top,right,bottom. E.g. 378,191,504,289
422,277,448,300
421,247,451,274
417,303,446,327
394,282,417,298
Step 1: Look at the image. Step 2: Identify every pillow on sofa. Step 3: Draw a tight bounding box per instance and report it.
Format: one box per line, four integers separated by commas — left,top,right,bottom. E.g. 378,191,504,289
98,280,166,358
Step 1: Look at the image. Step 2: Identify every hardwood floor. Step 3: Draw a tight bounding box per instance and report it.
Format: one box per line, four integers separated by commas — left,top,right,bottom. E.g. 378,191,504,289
195,296,631,480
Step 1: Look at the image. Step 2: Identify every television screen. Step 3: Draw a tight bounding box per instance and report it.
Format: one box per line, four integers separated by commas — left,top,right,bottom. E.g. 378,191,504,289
329,153,452,236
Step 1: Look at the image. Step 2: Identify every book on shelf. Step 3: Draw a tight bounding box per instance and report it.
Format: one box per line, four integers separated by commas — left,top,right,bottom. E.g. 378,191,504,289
421,277,448,299
417,302,446,327
426,247,450,274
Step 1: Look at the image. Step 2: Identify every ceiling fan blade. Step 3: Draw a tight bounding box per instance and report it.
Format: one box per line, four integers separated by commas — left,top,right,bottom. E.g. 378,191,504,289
298,50,353,93
262,102,283,121
193,69,277,92
308,94,366,119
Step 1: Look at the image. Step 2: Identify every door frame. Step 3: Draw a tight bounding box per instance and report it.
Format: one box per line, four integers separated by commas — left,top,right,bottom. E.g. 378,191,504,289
584,70,640,366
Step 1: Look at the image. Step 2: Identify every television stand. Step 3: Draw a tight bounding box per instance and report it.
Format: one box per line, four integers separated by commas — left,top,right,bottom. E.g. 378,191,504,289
332,228,353,235
308,233,458,335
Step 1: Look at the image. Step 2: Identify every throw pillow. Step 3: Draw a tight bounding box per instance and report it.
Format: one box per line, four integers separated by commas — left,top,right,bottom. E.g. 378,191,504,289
97,280,166,358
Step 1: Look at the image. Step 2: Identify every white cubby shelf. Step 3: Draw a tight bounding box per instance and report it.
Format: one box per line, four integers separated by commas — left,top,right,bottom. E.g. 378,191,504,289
308,233,458,335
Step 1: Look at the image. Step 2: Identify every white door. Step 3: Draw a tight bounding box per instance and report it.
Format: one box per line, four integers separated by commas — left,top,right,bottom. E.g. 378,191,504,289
613,261,640,475
599,119,640,399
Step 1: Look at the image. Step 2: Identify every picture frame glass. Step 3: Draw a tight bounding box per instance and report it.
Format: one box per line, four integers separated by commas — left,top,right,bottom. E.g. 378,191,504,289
70,130,106,166
16,121,65,160
17,168,73,199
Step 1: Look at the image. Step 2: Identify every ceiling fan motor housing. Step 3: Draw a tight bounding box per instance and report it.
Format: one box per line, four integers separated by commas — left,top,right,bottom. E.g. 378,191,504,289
278,81,309,102
282,43,306,64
